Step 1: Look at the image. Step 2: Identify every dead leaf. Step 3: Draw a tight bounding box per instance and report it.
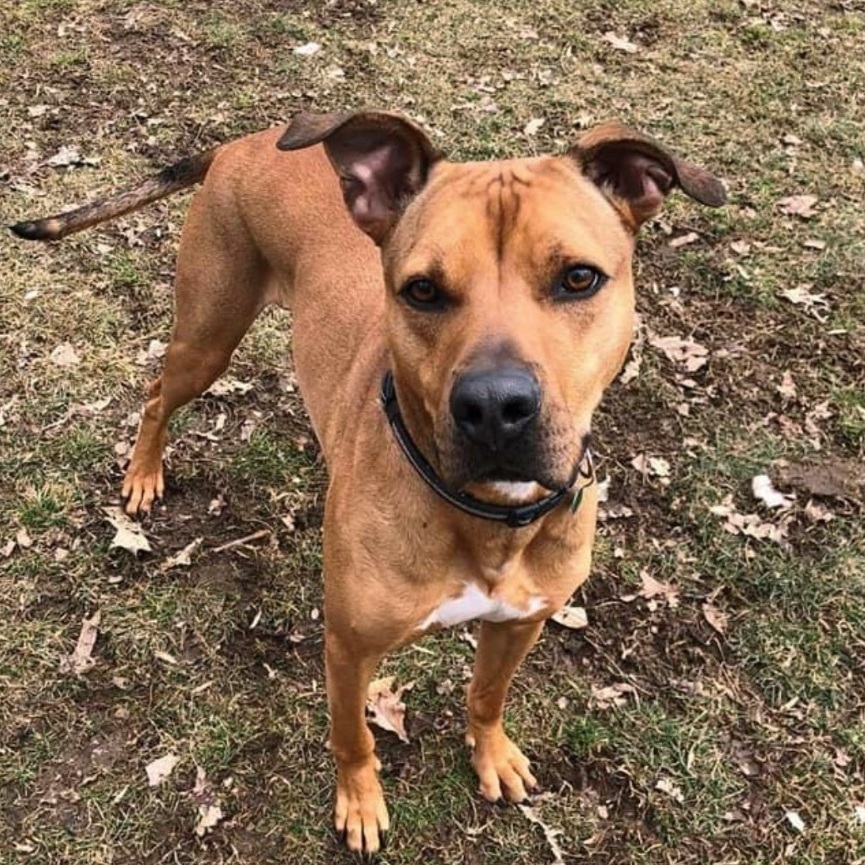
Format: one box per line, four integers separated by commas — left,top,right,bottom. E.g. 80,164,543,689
523,117,545,136
634,570,679,609
649,457,671,479
776,371,797,400
702,602,728,634
655,776,684,803
16,526,33,549
205,378,254,397
751,474,795,510
103,507,152,556
518,797,567,865
731,741,760,777
781,284,829,319
803,238,826,250
59,611,101,676
603,31,639,52
630,453,648,474
146,753,180,787
135,339,167,366
785,810,805,833
1,539,15,557
47,145,100,168
730,240,751,256
195,803,223,836
551,605,588,630
668,231,700,249
618,314,645,385
366,676,413,743
293,41,321,56
778,194,818,218
649,334,709,372
50,342,81,367
803,500,834,523
160,538,203,572
591,682,636,709
709,497,790,545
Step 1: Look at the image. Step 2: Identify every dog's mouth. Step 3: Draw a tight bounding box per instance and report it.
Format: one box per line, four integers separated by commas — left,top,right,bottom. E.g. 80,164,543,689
450,432,593,503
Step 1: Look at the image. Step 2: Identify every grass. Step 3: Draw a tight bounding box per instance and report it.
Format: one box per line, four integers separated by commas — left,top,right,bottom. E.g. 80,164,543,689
1,0,864,863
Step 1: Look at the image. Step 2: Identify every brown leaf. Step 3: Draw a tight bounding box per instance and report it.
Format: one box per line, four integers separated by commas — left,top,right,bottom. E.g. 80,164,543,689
702,602,729,634
49,342,81,367
59,611,101,676
655,776,684,803
145,753,179,787
640,570,679,608
649,334,709,372
103,507,152,555
781,284,829,319
195,803,223,837
366,676,413,743
776,371,797,400
602,31,639,52
708,496,790,545
160,537,203,572
668,231,700,249
550,605,588,630
804,500,834,523
778,194,819,218
591,682,636,709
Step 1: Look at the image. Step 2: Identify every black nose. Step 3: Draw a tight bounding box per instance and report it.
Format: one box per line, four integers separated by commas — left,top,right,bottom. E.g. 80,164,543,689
450,367,541,450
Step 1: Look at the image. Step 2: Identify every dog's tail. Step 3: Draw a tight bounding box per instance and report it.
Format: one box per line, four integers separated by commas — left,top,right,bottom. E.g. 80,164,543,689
9,148,219,242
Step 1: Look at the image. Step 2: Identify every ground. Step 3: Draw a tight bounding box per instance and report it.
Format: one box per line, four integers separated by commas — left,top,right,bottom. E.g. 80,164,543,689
1,1,864,863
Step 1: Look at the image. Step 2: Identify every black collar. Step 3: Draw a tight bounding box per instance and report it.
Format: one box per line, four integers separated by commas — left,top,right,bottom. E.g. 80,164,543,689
380,371,593,528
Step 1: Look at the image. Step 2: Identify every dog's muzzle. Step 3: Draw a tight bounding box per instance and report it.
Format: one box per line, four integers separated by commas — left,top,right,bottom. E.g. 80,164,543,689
449,366,541,454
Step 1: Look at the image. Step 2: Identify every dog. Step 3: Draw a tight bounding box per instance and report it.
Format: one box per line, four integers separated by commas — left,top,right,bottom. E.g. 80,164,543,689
11,111,725,853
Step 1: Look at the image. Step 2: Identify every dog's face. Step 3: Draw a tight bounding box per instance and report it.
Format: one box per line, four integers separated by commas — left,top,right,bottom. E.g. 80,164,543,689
278,112,725,499
382,157,636,495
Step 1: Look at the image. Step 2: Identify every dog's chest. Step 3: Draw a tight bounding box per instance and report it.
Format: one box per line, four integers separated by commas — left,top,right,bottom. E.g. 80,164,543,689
418,581,547,631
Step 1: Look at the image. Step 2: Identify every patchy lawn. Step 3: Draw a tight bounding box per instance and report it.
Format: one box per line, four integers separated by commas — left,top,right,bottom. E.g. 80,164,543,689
1,1,863,863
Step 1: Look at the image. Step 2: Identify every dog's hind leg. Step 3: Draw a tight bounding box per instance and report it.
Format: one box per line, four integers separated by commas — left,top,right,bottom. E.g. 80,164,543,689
123,193,271,514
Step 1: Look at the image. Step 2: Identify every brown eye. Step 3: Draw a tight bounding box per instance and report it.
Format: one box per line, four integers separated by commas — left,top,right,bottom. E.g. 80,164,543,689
555,265,606,300
402,278,446,311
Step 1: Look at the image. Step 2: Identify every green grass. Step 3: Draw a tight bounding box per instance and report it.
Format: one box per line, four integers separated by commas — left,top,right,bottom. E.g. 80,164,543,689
1,0,863,863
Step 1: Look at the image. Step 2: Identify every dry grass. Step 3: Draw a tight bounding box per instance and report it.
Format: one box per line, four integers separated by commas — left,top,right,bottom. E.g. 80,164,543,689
1,1,863,863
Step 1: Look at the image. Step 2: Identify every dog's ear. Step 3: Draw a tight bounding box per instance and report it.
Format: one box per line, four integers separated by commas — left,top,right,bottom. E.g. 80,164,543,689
277,111,441,245
568,122,726,229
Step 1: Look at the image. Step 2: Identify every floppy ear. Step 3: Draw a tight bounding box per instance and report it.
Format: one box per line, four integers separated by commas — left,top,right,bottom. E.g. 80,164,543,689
568,122,726,229
277,111,441,245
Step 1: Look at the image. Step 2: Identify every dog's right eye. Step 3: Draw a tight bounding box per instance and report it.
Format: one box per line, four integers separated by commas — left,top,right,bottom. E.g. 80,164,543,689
401,278,446,311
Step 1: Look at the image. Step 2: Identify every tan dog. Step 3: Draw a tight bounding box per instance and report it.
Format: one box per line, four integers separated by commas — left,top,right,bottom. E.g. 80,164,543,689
11,112,724,854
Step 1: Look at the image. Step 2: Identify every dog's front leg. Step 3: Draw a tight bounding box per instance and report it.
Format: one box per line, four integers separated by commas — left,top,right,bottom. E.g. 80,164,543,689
466,619,544,803
325,628,390,854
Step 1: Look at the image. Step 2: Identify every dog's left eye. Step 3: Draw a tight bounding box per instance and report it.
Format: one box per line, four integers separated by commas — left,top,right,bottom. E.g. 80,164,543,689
554,265,606,300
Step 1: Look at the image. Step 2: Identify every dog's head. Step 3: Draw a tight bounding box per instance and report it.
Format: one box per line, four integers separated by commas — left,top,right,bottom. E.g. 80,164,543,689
278,112,725,501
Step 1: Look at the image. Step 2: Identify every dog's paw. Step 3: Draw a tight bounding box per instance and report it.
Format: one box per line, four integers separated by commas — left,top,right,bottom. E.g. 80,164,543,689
466,726,538,803
122,463,165,515
335,759,390,855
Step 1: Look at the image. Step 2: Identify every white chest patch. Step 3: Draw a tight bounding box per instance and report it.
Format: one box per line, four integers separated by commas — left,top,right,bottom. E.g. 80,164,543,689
420,582,547,631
